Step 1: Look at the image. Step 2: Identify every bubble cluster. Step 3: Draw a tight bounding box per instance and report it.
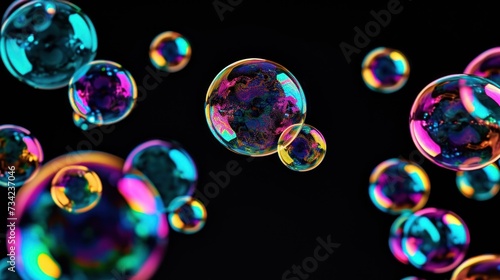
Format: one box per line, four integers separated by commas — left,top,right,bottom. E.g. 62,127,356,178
69,60,137,126
456,162,500,201
451,254,500,280
409,74,500,171
277,123,326,171
149,31,191,73
368,158,430,215
50,165,103,213
0,0,97,89
361,47,410,93
123,139,198,210
205,58,307,156
0,124,43,187
464,47,500,86
402,208,470,273
167,195,207,234
389,213,411,264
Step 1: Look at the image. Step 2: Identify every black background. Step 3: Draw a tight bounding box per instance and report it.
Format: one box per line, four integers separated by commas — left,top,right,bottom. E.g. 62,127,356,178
1,0,500,279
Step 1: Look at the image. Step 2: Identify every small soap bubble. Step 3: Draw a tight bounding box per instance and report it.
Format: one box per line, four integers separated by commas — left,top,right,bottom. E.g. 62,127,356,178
389,213,411,264
402,208,470,273
451,254,500,280
72,111,99,131
0,0,98,89
409,74,500,171
361,47,410,93
0,124,43,187
69,60,137,126
464,47,500,85
167,195,207,234
149,31,191,73
277,123,326,171
205,58,307,156
456,162,500,201
50,165,102,213
368,158,430,215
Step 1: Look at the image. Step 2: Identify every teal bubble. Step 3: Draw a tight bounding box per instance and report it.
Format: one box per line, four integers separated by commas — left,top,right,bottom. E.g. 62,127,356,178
456,163,500,201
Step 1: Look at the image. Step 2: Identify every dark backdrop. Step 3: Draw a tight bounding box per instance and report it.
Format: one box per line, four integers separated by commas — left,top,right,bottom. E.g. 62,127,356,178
1,1,499,279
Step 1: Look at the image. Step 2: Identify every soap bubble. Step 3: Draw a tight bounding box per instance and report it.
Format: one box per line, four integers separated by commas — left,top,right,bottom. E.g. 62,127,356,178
402,207,470,273
389,213,411,264
277,123,326,171
149,31,191,73
409,74,500,171
50,165,102,213
361,47,410,93
14,151,168,280
123,139,197,210
205,58,307,156
167,195,207,234
0,124,43,187
69,60,137,126
456,162,500,200
368,158,430,215
464,47,500,85
451,254,500,280
0,0,98,89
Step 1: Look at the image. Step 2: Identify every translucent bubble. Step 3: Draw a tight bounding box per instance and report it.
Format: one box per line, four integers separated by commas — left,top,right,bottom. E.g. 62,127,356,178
0,124,43,187
409,74,500,171
0,0,98,89
50,165,102,213
72,111,99,131
123,139,198,210
69,60,137,126
456,162,500,201
205,58,307,156
402,207,470,273
451,254,500,280
167,195,207,234
15,151,168,279
277,123,326,171
361,47,410,93
368,158,430,215
389,213,411,264
464,47,500,86
149,31,191,73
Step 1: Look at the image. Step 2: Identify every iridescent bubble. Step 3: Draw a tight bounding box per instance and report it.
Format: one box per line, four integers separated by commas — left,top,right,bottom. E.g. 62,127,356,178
464,47,500,86
456,162,500,201
72,111,99,131
149,31,191,73
15,151,168,279
0,124,43,187
389,213,412,264
361,47,410,93
451,254,500,280
402,207,470,273
0,257,22,279
50,165,102,213
0,0,98,89
123,139,198,210
409,74,500,171
205,58,307,156
368,158,430,215
277,123,326,171
167,195,207,234
69,60,137,126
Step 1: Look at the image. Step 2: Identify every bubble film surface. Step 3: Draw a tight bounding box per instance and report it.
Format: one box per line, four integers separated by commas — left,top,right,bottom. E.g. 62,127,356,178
50,165,103,213
0,124,43,187
402,208,470,273
167,196,207,234
15,151,168,280
464,47,500,86
456,162,500,201
0,257,22,279
409,74,500,171
72,111,99,131
123,139,198,210
389,213,411,264
149,31,191,73
1,0,31,24
0,0,97,89
368,158,430,215
205,58,307,156
277,123,326,171
69,60,137,126
361,47,410,93
451,254,500,280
